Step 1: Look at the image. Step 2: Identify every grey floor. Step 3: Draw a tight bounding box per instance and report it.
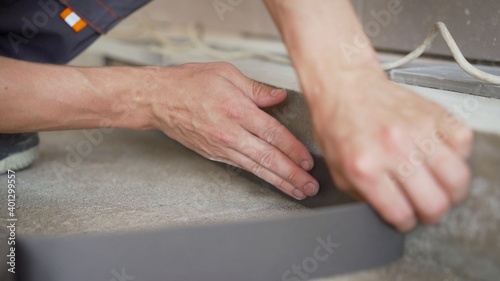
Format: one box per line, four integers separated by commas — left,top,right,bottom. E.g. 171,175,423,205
1,127,499,281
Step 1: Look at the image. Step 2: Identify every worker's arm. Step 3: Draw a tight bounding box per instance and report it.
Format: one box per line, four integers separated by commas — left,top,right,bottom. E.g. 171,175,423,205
264,0,473,231
0,57,319,200
0,57,152,132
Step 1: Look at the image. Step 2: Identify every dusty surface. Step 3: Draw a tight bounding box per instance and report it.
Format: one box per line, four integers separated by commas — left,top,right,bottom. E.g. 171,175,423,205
0,91,499,280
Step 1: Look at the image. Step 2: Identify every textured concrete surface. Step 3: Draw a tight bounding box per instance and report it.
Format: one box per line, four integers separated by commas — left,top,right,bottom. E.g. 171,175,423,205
0,88,499,280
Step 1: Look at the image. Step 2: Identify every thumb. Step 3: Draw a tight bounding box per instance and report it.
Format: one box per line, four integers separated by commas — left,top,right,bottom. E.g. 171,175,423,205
244,80,287,108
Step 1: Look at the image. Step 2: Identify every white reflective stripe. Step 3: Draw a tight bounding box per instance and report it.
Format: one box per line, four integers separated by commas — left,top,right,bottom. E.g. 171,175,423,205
64,12,80,27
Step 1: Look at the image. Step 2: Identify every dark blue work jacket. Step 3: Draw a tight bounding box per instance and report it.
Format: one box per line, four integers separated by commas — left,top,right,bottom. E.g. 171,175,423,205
0,0,150,63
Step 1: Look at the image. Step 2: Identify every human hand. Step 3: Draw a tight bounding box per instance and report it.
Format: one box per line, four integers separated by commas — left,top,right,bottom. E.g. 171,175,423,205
309,69,473,231
148,62,319,200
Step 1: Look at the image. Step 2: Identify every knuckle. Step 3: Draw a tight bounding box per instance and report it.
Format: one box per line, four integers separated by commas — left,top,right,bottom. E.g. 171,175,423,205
260,150,277,168
432,152,471,202
388,208,415,229
453,127,474,148
209,129,236,146
451,165,472,203
433,149,451,167
213,61,236,75
276,177,287,190
240,142,258,156
286,168,300,185
215,61,234,69
262,124,283,144
343,154,378,184
252,81,268,97
380,125,408,155
250,163,264,177
422,196,450,223
291,144,310,163
453,163,472,188
225,104,247,120
252,81,264,94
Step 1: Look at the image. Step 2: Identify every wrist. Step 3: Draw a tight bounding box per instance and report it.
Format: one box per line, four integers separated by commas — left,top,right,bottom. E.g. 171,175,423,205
267,0,386,102
298,51,386,104
80,66,157,131
120,66,158,131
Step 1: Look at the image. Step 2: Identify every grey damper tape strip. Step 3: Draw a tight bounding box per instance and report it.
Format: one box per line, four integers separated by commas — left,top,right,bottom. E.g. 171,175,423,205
14,155,404,281
17,204,403,281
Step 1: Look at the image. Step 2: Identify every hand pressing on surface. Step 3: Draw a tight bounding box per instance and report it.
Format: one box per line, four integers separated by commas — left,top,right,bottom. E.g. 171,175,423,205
147,62,319,200
0,58,318,200
265,0,473,231
309,68,473,231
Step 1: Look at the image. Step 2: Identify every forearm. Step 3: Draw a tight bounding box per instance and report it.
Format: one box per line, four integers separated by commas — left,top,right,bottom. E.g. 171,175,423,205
0,57,153,133
264,0,385,100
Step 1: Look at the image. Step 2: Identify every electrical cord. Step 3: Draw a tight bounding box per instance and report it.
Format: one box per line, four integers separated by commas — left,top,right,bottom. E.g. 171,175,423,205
116,17,500,85
381,22,500,84
187,21,500,84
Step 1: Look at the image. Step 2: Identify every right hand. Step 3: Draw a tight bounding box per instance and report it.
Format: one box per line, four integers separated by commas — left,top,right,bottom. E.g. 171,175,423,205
146,62,319,200
308,68,473,231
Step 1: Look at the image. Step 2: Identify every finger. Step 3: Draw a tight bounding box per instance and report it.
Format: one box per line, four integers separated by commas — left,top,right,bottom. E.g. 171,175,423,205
449,126,474,159
232,73,288,108
336,182,365,201
240,108,314,171
226,148,308,200
397,164,450,225
426,144,472,204
353,173,417,232
438,112,474,158
235,133,319,197
330,171,364,201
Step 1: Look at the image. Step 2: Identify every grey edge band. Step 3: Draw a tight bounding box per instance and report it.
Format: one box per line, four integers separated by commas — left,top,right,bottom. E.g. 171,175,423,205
10,155,405,281
15,204,403,281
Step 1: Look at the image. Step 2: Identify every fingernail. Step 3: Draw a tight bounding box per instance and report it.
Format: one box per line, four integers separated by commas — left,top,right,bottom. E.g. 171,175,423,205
292,189,306,200
304,182,319,196
271,89,285,98
300,160,312,171
399,217,417,232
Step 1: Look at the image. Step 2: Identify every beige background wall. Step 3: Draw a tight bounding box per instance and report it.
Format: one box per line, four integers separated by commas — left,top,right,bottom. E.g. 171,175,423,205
126,0,500,63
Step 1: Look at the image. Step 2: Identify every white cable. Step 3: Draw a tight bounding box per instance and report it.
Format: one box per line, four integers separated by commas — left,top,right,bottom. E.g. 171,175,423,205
119,18,500,84
381,22,500,85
